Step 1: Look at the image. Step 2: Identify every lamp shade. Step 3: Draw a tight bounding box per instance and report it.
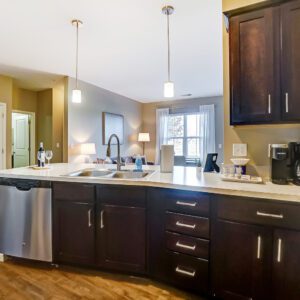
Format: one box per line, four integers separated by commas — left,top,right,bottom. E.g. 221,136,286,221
72,89,82,103
79,143,96,155
138,133,150,142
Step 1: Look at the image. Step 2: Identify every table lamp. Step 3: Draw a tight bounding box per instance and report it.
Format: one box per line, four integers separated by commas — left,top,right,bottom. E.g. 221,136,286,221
138,133,150,155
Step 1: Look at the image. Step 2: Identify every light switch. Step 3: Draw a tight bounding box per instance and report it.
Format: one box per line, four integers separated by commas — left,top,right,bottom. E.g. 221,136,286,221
233,143,247,157
218,144,222,149
56,143,60,148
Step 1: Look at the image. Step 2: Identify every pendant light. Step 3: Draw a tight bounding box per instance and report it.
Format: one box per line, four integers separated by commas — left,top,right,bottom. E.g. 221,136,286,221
71,19,83,103
162,6,175,98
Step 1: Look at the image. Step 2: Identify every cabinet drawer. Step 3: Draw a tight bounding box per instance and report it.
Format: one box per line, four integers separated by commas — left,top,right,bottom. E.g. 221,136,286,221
165,231,209,259
166,212,209,239
165,190,209,216
166,251,209,293
53,182,95,203
97,185,146,207
218,196,300,230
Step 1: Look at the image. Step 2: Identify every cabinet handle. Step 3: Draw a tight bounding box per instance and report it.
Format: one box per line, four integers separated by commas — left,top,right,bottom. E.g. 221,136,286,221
256,211,283,219
175,266,196,277
100,210,104,229
285,93,289,113
176,241,196,251
176,221,196,229
88,209,92,227
277,238,282,263
176,201,196,207
257,235,262,259
268,94,271,114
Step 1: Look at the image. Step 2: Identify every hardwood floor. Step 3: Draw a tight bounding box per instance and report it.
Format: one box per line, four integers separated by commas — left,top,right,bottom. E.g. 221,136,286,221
0,260,205,300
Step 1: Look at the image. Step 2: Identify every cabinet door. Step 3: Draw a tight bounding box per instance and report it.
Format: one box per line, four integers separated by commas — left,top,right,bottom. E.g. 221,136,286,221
230,7,280,124
53,201,95,265
97,205,146,273
281,0,300,121
212,220,272,299
272,229,300,300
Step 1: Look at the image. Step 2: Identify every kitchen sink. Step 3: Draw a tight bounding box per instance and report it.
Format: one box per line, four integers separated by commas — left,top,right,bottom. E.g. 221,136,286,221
64,169,152,179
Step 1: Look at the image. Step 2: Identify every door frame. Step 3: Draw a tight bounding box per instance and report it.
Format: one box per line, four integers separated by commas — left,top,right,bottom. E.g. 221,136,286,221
0,103,6,170
12,110,35,166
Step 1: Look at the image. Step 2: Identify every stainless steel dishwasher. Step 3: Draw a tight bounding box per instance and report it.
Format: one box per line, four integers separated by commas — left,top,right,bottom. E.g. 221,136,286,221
0,178,52,262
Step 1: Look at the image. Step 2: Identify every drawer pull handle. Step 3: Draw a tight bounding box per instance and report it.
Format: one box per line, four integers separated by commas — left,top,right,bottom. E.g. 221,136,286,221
176,221,196,229
88,209,92,228
176,201,196,207
256,211,283,219
100,210,104,229
176,241,196,251
175,267,196,277
257,235,262,260
277,238,282,263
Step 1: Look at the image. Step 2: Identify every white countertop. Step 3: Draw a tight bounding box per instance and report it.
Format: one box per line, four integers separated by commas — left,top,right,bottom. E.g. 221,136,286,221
0,163,300,203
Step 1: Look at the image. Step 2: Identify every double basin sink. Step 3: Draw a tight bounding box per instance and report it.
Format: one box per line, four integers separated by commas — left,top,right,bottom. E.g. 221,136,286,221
64,168,152,180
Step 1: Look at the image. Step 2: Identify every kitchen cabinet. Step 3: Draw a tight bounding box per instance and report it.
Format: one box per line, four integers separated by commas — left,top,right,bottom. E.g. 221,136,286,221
281,0,300,121
96,186,146,274
212,220,272,299
148,188,210,294
229,6,280,125
53,183,96,265
212,195,300,299
227,0,300,125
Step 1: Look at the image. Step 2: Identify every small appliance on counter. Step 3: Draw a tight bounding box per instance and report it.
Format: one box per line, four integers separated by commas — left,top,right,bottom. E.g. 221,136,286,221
160,145,174,173
270,143,291,185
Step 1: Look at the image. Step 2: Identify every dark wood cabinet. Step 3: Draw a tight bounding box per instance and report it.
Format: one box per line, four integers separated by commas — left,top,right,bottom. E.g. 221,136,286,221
212,220,272,299
230,7,280,125
281,0,300,121
272,229,300,300
227,0,300,125
53,183,96,265
212,195,300,299
96,186,146,274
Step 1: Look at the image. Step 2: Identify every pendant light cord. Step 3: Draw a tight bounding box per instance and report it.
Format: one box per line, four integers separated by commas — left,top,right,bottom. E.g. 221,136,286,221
75,21,79,89
167,12,171,82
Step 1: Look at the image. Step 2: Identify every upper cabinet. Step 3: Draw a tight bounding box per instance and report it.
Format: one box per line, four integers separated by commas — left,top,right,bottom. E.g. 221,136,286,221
227,0,300,125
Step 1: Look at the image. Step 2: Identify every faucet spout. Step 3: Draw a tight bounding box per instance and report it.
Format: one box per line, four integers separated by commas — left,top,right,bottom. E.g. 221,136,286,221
106,134,123,171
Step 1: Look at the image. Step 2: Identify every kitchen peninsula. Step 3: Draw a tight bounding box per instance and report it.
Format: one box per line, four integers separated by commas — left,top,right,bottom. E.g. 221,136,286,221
1,163,300,299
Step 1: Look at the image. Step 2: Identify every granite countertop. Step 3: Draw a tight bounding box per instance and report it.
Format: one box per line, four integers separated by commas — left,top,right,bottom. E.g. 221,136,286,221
0,163,300,203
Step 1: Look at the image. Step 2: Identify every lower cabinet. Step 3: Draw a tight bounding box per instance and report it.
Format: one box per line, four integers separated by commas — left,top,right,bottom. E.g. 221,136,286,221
97,204,146,273
96,185,146,274
53,183,96,265
212,196,300,300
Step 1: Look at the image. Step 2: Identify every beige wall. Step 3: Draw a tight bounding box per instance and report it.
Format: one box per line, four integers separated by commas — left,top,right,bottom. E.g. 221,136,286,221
223,0,300,176
37,89,52,151
142,97,224,163
52,79,65,163
12,87,38,113
0,75,13,168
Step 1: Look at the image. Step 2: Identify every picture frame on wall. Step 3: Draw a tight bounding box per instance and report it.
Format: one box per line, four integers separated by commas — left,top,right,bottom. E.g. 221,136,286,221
102,112,124,145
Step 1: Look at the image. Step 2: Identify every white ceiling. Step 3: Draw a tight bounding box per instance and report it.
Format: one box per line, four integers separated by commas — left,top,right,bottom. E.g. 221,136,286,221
0,0,223,103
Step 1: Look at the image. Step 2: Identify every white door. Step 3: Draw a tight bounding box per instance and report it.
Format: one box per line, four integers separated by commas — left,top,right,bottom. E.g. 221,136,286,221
0,105,6,170
12,113,30,168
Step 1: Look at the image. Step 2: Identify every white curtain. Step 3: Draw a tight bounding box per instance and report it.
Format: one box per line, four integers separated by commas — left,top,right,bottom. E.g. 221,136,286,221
199,104,216,166
155,108,169,164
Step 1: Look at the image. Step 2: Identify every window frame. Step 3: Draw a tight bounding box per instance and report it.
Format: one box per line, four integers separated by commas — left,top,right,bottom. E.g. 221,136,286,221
166,112,202,158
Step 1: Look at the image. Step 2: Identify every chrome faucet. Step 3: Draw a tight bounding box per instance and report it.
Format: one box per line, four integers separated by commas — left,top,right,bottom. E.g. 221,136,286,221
106,134,123,171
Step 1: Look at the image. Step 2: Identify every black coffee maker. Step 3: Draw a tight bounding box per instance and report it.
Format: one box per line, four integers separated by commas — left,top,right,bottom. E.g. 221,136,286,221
270,144,291,184
289,142,300,185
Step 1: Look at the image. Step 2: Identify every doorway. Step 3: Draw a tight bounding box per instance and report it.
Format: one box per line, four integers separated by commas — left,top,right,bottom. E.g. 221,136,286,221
0,103,6,170
12,111,35,168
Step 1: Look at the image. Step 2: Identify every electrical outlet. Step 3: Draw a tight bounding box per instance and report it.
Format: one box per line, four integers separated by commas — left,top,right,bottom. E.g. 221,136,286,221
233,143,247,157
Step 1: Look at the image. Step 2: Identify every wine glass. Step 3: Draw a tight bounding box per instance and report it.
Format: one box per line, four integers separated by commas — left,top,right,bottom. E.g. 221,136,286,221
45,150,53,165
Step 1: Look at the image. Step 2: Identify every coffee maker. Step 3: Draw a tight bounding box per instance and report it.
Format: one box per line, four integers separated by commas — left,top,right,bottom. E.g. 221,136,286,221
270,144,291,184
289,142,300,185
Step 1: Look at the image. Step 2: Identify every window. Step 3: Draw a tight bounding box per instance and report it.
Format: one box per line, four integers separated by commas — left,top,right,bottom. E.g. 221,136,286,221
167,113,202,158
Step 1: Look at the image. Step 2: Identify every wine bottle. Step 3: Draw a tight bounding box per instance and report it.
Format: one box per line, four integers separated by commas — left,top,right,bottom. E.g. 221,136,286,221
37,142,45,167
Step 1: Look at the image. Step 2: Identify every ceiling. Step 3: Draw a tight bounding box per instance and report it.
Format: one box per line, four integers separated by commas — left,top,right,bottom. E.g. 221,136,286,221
0,0,223,103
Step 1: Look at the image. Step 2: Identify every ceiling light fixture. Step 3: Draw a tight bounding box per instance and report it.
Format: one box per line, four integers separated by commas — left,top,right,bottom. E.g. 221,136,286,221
162,5,175,98
71,19,83,103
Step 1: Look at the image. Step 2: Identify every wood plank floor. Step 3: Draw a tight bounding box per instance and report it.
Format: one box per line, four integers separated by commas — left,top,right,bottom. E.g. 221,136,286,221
0,260,205,300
